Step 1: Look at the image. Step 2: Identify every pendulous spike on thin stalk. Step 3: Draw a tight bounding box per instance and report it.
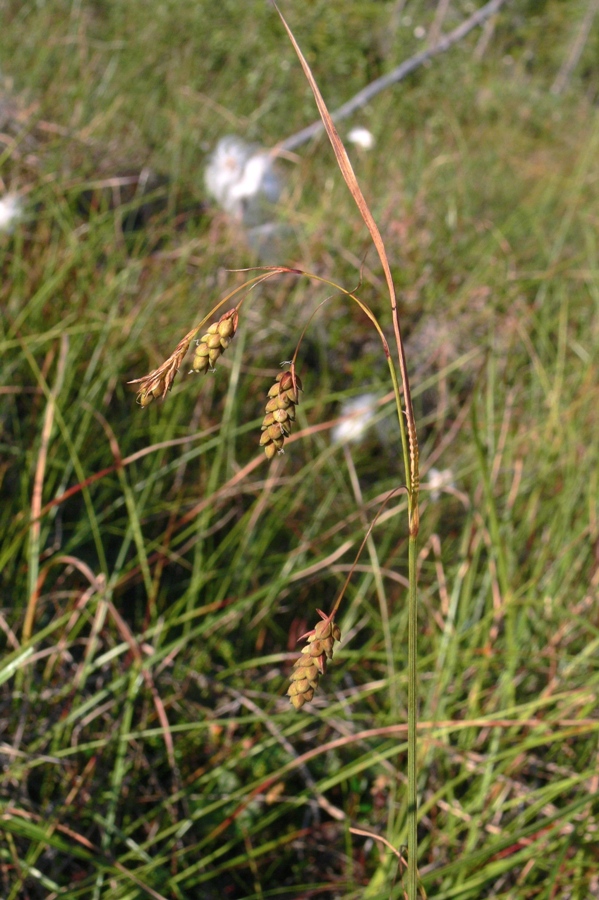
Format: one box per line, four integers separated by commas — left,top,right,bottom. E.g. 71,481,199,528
191,308,239,374
260,369,302,458
128,309,239,408
129,327,198,407
287,610,341,710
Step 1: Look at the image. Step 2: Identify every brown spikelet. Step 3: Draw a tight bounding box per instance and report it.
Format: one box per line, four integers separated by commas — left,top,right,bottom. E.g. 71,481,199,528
129,327,199,407
260,369,302,459
191,309,238,375
287,609,341,710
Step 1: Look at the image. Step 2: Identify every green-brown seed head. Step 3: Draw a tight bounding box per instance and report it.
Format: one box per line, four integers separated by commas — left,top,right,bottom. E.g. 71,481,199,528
135,373,168,407
260,369,302,458
192,309,239,374
287,612,340,709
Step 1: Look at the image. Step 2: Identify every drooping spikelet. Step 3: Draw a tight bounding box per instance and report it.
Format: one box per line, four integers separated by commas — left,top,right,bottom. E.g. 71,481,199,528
191,309,239,374
287,610,341,710
129,309,239,407
129,327,199,407
260,369,302,459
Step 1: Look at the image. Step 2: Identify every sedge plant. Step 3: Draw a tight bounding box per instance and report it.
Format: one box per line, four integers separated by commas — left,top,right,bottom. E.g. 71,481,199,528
130,9,421,897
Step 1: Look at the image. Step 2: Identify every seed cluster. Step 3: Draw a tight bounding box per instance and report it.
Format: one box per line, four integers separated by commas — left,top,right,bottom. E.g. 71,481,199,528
130,327,201,407
137,376,167,407
287,612,341,710
260,370,302,459
192,309,238,374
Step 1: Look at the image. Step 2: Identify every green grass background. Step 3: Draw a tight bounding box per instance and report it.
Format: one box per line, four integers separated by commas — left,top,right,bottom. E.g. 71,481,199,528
1,1,598,897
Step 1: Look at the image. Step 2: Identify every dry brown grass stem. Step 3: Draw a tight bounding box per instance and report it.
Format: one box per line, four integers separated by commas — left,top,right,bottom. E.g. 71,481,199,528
24,333,69,645
277,0,509,157
350,826,408,866
276,6,420,532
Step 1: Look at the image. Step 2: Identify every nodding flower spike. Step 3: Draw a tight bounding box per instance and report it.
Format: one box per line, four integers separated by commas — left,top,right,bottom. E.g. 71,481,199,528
191,309,239,375
287,610,340,710
138,379,166,407
260,369,302,459
132,369,174,408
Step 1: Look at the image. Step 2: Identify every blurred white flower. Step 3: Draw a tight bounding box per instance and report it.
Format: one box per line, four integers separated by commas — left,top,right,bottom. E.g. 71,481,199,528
0,192,23,233
332,394,379,445
424,467,455,501
229,153,274,203
204,136,280,224
347,127,375,150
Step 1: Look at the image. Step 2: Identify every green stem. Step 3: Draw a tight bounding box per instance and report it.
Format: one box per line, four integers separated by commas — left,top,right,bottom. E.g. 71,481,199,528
407,527,418,899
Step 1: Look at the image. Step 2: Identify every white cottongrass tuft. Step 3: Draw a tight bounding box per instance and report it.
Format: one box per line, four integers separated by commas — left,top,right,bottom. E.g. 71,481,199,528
204,136,280,223
0,192,24,233
347,127,375,151
424,467,455,501
332,394,379,445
